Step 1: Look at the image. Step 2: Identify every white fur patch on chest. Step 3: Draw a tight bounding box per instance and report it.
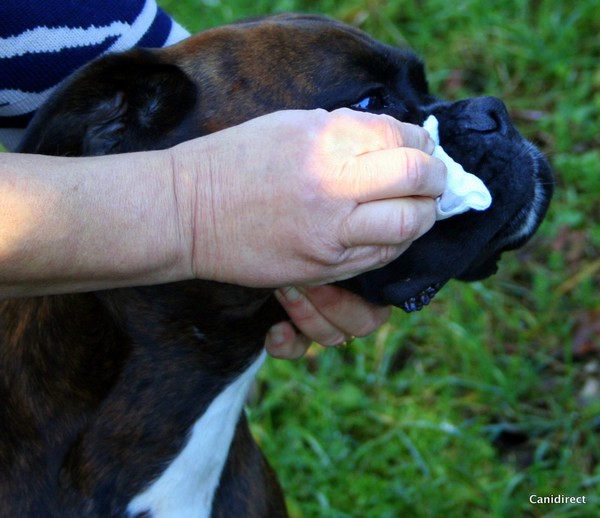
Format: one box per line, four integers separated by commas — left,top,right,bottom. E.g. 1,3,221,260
126,351,267,518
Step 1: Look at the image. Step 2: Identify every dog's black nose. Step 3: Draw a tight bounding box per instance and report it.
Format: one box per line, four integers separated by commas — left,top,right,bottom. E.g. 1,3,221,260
460,96,511,135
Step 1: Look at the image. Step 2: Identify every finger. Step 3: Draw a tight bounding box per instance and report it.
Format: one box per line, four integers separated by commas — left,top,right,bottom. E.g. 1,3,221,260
377,114,436,153
275,287,346,346
339,197,437,248
275,286,391,346
302,285,392,338
309,244,410,285
345,148,447,203
265,321,312,360
329,109,435,153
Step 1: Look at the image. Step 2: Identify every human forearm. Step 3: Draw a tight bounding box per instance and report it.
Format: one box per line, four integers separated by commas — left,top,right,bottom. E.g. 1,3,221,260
173,109,443,287
0,109,445,299
0,150,188,297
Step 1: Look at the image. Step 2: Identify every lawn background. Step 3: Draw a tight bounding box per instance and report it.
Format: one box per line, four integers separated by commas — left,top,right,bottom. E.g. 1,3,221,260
156,0,599,516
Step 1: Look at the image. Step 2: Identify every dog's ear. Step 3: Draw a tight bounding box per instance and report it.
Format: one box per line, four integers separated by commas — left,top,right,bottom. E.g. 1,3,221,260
18,49,197,157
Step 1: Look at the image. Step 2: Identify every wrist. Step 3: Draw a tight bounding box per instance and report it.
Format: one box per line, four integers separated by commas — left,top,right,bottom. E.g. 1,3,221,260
167,138,213,282
0,150,197,296
71,149,195,289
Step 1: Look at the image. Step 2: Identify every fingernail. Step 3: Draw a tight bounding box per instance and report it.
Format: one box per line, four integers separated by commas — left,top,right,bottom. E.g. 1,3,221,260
266,323,286,348
282,287,303,303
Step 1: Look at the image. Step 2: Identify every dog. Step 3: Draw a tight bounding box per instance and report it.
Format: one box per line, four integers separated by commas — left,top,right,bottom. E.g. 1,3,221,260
1,14,552,517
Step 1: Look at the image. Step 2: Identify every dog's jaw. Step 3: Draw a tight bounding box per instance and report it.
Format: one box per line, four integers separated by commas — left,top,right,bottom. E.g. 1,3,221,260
494,146,553,251
454,143,553,283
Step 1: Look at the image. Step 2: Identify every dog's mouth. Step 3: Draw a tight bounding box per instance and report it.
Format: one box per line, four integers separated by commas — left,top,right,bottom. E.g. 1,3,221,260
401,283,443,312
454,144,553,284
399,148,551,312
491,147,552,251
340,108,553,312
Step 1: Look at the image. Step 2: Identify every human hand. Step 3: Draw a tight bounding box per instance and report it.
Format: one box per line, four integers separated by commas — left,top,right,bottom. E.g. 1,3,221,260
171,108,447,287
265,284,391,359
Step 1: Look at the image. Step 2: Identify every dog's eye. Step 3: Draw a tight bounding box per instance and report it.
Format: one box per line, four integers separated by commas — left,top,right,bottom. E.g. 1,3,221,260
350,93,386,112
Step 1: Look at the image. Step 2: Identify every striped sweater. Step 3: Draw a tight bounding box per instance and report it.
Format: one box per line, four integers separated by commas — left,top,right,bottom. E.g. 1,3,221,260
0,0,189,149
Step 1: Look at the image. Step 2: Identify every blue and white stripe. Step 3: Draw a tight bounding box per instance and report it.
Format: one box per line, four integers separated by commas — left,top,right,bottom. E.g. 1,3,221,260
0,0,189,149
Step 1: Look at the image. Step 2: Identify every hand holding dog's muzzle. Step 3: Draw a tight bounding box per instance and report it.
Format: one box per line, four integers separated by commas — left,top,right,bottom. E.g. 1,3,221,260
179,108,447,289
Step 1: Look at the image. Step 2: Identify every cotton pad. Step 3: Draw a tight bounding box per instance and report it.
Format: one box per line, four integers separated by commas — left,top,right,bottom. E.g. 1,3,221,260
423,115,492,220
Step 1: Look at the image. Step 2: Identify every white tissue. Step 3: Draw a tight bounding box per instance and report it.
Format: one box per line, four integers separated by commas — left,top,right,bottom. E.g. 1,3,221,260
423,115,492,220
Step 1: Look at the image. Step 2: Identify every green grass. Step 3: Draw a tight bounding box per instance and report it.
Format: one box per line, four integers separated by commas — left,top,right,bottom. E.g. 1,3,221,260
157,0,599,516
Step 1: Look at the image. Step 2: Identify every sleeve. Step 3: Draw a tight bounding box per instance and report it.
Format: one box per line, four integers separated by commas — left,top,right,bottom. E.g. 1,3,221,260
0,0,190,150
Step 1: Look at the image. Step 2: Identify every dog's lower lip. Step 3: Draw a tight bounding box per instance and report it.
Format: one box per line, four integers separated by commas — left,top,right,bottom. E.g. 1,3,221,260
402,283,442,312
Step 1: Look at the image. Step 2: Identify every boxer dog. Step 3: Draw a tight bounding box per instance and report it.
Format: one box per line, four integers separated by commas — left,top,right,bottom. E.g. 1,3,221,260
1,14,552,517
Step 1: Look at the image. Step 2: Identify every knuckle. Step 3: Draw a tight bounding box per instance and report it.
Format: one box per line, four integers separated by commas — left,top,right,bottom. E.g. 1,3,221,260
417,126,434,152
323,240,352,267
383,119,428,150
337,215,355,250
377,245,400,267
435,158,449,193
402,150,427,193
372,114,398,144
382,117,406,148
397,204,421,240
303,240,351,283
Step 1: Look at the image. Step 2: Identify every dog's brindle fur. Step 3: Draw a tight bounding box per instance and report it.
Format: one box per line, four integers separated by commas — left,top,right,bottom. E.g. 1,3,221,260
1,14,552,517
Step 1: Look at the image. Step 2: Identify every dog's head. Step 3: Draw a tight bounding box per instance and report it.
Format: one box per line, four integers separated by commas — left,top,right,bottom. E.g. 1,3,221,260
18,14,552,310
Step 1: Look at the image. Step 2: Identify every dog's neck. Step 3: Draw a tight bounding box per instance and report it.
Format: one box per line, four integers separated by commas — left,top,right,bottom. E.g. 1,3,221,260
0,282,285,515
